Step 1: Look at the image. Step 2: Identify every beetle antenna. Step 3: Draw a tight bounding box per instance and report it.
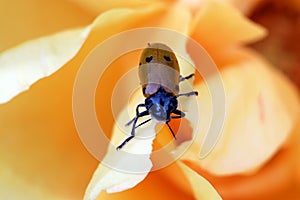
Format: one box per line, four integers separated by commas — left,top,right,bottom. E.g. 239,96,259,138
166,122,177,139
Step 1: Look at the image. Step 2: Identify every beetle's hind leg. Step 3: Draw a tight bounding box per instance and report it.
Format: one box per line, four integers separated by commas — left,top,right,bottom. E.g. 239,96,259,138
165,109,186,140
179,73,194,82
171,109,185,119
166,122,177,139
117,110,149,150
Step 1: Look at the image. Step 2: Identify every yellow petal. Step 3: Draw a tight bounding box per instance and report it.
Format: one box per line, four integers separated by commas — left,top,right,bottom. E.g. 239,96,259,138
0,3,169,105
96,161,197,200
0,0,93,52
189,0,268,67
191,1,267,48
224,0,265,15
84,91,155,200
177,161,222,199
69,0,160,16
84,4,195,198
0,4,168,200
0,167,69,200
85,42,194,199
83,133,154,200
182,49,300,175
0,27,91,104
190,118,300,199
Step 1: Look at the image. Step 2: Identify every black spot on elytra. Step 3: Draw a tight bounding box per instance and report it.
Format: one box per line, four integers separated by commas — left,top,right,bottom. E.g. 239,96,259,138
146,56,153,63
164,56,171,61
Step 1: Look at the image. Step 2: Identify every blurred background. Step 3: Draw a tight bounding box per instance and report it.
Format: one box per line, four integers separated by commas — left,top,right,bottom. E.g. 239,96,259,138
249,0,300,90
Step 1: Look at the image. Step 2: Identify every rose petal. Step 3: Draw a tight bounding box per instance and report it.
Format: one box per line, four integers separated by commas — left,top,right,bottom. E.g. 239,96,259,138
0,27,91,104
68,0,159,16
187,117,300,199
177,161,222,199
96,162,199,200
0,0,94,52
0,5,168,200
84,90,155,200
83,130,154,200
84,4,194,199
193,0,267,45
182,49,300,175
0,167,70,200
293,119,300,185
191,0,267,58
85,49,195,199
224,0,265,15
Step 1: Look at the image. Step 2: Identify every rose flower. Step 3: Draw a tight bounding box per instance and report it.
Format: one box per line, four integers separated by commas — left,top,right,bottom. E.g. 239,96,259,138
0,0,299,199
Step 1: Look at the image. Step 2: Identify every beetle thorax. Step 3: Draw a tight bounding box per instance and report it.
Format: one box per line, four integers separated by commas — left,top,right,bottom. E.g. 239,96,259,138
145,87,178,122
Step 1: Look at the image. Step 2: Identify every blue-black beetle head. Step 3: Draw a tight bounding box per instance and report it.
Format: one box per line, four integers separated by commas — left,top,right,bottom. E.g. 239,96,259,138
145,87,178,122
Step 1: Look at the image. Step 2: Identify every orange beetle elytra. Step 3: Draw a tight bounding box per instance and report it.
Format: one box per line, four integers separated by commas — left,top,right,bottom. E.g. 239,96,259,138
117,43,198,150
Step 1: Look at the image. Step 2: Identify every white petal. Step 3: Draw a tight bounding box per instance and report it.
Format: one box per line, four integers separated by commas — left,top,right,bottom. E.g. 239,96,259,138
0,26,91,104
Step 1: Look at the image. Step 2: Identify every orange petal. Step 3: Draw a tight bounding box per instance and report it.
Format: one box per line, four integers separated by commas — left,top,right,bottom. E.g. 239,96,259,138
225,0,266,15
85,4,194,198
190,0,267,59
185,117,300,199
293,119,300,186
182,49,300,175
96,162,196,200
84,91,155,200
177,161,222,199
192,0,267,46
68,0,163,16
0,0,93,52
0,4,169,200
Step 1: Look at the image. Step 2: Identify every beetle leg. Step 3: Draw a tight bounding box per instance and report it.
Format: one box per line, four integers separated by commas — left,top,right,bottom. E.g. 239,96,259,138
179,73,194,82
117,110,149,150
166,122,177,139
125,103,146,126
166,109,187,140
171,109,185,119
135,118,152,129
176,91,198,97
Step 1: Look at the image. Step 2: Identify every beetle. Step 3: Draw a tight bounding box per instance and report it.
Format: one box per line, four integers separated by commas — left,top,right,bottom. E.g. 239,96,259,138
116,43,198,150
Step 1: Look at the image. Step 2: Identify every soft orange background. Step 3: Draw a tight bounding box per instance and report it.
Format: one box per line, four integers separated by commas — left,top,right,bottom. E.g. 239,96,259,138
0,0,300,200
